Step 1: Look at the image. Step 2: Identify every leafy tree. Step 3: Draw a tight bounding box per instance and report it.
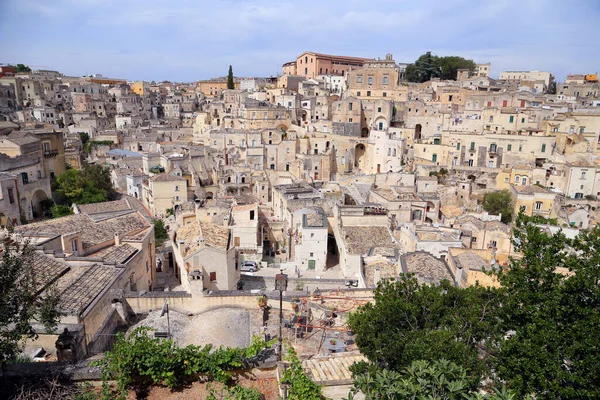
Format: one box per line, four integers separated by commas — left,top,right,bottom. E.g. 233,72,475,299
482,189,514,223
78,132,90,147
14,64,31,73
153,219,168,245
55,165,114,205
347,213,600,399
282,347,322,400
227,65,234,90
95,327,274,399
0,237,61,374
405,52,476,82
51,204,74,218
347,276,501,379
348,359,520,400
492,214,600,399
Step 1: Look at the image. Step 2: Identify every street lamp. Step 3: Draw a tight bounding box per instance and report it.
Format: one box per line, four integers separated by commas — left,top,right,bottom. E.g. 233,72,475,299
275,270,288,361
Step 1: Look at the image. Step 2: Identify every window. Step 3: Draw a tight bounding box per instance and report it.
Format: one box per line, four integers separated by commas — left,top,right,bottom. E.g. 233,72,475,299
356,91,361,96
348,102,353,111
504,177,509,183
367,76,374,85
490,144,497,152
366,91,371,96
377,107,382,113
471,237,477,243
470,142,475,151
519,145,522,152
37,170,42,179
8,188,14,204
569,126,575,134
349,118,353,123
521,118,525,123
250,210,255,220
175,185,179,191
210,272,217,282
507,144,512,151
310,252,314,257
21,172,28,184
503,100,508,107
522,177,527,185
356,75,363,83
489,115,494,122
432,153,438,162
535,201,543,210
71,239,78,253
514,175,520,183
434,138,440,145
580,126,585,133
382,76,389,85
383,92,387,97
310,233,314,238
575,193,584,199
581,171,587,179
341,156,345,165
175,196,180,201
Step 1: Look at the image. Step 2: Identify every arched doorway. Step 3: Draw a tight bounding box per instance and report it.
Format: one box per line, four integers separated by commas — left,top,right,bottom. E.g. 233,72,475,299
415,124,422,140
354,144,366,169
205,191,214,199
31,190,49,219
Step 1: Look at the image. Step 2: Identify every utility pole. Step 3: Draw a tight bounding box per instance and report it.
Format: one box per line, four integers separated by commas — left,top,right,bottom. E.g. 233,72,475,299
275,270,288,361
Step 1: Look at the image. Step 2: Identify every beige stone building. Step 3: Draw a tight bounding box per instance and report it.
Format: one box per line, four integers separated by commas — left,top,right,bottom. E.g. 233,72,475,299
142,173,188,217
347,54,408,102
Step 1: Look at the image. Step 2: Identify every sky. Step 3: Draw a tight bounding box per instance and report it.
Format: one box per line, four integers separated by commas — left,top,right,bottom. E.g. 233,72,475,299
1,0,599,83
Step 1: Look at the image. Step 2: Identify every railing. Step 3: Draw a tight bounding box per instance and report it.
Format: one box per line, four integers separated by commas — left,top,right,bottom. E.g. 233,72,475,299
43,149,58,158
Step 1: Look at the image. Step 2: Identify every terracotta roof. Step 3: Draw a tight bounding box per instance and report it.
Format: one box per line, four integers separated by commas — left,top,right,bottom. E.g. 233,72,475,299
512,184,550,194
30,252,70,292
364,260,398,288
58,264,121,315
401,252,454,285
302,352,366,384
152,173,186,182
15,212,150,249
343,226,395,255
91,243,138,264
200,222,229,251
76,199,130,215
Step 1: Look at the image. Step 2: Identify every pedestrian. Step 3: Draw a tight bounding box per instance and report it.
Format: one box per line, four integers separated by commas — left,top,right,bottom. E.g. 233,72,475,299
297,268,301,278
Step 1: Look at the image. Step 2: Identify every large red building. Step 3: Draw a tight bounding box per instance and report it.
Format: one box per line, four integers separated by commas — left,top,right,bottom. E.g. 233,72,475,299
282,52,373,79
0,65,16,78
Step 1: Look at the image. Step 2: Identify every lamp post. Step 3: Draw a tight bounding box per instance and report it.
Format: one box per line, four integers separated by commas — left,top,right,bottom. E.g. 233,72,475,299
275,270,288,361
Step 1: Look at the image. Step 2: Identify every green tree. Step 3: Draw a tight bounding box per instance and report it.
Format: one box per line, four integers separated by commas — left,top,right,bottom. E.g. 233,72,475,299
405,52,476,82
492,214,600,398
347,276,501,378
282,347,322,400
348,359,520,400
482,189,514,223
153,219,168,245
227,65,234,90
0,237,61,374
78,132,90,147
51,204,73,218
14,64,31,73
55,165,114,205
437,55,477,80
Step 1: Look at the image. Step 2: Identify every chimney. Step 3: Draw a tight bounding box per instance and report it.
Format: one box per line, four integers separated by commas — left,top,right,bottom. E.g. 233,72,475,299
114,232,121,246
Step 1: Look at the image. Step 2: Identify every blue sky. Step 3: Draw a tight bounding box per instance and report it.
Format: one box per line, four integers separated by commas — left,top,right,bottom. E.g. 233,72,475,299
1,0,598,82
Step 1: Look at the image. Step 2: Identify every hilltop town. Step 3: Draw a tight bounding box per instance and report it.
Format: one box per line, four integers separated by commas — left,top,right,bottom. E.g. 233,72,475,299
1,53,600,398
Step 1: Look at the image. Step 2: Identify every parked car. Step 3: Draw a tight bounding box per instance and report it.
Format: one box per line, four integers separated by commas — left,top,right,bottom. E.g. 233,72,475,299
240,261,259,272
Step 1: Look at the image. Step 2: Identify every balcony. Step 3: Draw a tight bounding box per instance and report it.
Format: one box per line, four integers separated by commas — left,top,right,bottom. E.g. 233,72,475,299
43,149,58,158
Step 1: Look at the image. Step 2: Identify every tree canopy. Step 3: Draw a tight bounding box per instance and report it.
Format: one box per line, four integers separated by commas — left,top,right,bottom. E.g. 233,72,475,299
347,214,600,399
153,219,168,245
55,165,115,205
482,189,514,223
0,237,61,373
14,64,31,73
405,52,477,83
227,65,234,90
